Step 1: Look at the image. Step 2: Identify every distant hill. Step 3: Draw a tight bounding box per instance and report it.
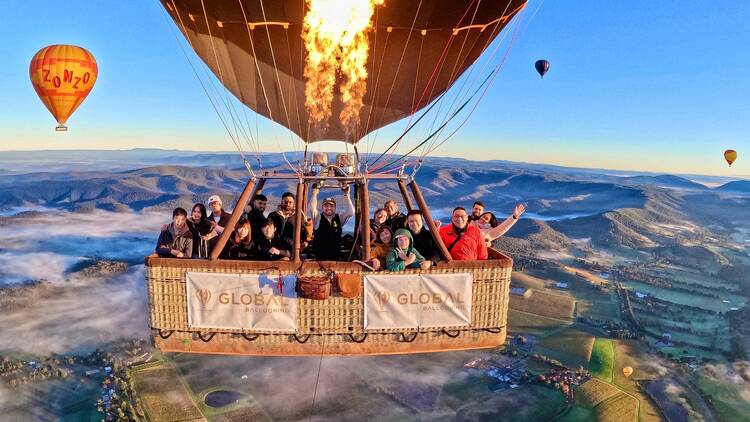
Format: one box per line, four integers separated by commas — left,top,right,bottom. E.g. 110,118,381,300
1,155,746,254
621,175,708,190
715,180,750,193
494,219,571,255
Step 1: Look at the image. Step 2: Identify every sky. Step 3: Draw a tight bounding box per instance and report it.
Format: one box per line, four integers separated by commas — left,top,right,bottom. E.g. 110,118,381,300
0,0,748,176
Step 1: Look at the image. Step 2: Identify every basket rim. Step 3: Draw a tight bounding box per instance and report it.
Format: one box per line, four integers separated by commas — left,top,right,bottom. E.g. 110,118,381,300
145,248,512,270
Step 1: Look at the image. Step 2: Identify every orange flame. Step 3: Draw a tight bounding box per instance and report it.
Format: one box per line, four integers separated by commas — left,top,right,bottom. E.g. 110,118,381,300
303,0,382,136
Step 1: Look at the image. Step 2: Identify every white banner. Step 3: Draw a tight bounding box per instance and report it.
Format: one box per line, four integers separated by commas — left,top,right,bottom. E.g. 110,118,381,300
186,272,298,332
364,273,472,330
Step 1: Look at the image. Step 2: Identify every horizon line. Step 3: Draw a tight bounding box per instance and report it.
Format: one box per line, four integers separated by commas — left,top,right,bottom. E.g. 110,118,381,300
0,147,747,181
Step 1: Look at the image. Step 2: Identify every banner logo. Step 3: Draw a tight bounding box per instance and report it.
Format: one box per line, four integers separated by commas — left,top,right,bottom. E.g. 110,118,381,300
195,289,212,309
375,291,390,311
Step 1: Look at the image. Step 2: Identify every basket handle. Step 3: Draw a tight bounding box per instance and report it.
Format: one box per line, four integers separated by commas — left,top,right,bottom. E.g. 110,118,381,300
293,334,311,344
349,333,368,343
157,329,174,339
399,332,418,343
241,333,260,342
484,327,503,334
195,332,216,342
442,329,461,338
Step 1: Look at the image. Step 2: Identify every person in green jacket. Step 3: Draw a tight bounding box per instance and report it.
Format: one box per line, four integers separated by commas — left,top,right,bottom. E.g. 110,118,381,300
386,229,432,271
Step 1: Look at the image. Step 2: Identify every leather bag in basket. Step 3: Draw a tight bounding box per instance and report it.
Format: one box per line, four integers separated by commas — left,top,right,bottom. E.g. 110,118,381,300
336,273,361,298
296,275,331,300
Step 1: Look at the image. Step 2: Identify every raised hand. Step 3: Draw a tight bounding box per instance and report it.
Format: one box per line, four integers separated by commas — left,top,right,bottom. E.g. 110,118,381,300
513,203,526,218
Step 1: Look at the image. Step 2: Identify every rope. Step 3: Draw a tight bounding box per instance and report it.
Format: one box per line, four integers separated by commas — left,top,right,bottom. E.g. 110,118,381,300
259,0,300,154
418,3,514,160
424,5,527,157
367,0,424,148
199,0,258,157
367,0,478,171
366,90,447,173
307,335,325,422
164,0,248,164
378,57,507,172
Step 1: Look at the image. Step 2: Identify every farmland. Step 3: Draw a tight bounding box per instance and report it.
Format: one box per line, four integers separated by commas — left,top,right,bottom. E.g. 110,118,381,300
589,339,615,382
131,363,203,422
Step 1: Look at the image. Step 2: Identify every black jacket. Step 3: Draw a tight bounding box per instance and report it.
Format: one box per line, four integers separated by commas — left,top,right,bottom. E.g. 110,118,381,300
410,227,440,263
387,212,407,230
268,209,297,246
247,208,266,241
251,236,292,261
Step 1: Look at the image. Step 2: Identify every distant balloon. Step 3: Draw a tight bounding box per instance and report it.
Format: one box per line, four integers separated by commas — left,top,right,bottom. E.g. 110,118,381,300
724,150,737,167
30,45,98,131
535,59,550,78
622,366,634,378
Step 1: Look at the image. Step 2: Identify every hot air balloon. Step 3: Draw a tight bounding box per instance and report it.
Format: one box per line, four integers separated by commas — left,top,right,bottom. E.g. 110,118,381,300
147,0,530,358
535,59,549,78
160,0,527,143
724,150,737,167
29,45,98,131
622,366,633,378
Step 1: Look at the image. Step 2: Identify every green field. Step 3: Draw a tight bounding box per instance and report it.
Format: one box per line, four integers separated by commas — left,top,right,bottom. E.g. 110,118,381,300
508,308,572,333
589,338,615,382
558,405,594,422
696,371,750,422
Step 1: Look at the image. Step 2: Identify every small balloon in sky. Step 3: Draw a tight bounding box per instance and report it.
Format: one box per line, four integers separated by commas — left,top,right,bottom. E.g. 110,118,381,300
724,149,737,167
535,59,550,78
29,45,98,132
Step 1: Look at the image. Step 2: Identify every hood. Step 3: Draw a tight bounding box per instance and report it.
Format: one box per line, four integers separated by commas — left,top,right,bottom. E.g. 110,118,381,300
393,228,414,248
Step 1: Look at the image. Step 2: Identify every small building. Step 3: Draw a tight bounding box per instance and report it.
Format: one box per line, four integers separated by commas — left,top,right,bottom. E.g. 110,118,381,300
654,341,671,349
554,282,568,289
510,287,528,296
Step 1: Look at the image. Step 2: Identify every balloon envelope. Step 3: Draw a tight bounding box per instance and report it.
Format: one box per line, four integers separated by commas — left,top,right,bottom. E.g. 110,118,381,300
535,59,549,78
622,366,633,378
29,45,98,131
724,149,737,166
161,0,527,143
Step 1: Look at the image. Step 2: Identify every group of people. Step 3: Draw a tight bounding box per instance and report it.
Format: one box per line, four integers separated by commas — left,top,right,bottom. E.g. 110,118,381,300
155,187,526,270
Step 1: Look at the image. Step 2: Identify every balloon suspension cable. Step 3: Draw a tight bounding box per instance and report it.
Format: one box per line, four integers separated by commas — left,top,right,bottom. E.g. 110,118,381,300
243,158,257,178
409,159,424,182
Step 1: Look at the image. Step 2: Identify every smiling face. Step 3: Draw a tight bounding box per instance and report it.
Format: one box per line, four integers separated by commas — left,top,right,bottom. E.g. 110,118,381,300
379,228,392,244
480,213,492,224
261,223,275,239
407,213,423,233
385,201,398,217
396,236,410,250
374,209,388,224
238,226,249,239
452,209,469,230
281,195,295,212
322,202,336,218
173,214,186,229
210,201,222,214
191,206,203,221
471,203,484,218
254,199,267,213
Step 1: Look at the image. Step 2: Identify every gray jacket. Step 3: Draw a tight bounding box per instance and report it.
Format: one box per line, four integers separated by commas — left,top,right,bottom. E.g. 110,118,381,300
156,223,193,258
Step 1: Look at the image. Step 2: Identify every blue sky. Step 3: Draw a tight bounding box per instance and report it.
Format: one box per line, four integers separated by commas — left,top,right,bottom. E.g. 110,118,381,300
0,0,748,176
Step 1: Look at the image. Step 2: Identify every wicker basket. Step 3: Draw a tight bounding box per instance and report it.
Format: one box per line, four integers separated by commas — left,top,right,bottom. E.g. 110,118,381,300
146,249,512,356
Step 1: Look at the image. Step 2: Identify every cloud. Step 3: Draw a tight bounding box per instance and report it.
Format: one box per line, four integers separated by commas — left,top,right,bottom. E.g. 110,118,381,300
0,267,149,355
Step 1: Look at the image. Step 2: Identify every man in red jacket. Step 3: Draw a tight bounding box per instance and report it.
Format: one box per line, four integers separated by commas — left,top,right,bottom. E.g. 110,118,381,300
439,207,488,260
